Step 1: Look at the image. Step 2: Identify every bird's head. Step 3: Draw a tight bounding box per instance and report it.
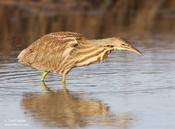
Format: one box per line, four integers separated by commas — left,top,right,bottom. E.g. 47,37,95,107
104,37,142,55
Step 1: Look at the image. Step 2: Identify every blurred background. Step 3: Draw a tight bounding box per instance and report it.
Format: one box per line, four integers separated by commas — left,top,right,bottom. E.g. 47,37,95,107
0,0,175,56
1,1,175,129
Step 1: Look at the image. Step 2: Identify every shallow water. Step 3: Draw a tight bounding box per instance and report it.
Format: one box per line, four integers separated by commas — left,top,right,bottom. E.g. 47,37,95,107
0,39,175,129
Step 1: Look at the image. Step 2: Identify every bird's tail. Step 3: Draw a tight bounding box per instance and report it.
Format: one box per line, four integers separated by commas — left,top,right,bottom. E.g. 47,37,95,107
17,49,29,65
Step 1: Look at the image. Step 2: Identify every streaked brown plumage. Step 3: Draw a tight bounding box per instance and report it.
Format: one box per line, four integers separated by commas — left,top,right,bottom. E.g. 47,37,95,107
18,32,141,84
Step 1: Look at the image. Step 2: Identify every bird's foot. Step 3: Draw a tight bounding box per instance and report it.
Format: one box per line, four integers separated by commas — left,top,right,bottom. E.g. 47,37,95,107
61,80,66,87
61,75,67,88
41,71,49,82
40,81,52,92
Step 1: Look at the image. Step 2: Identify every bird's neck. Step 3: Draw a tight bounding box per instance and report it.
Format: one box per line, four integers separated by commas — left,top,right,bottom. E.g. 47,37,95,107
87,38,114,47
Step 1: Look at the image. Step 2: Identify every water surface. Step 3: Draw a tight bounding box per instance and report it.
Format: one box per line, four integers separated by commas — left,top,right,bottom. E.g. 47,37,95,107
0,39,175,129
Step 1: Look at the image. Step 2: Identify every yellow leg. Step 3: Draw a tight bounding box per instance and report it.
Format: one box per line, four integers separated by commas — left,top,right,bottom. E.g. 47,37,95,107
41,71,49,82
40,81,52,92
61,75,66,87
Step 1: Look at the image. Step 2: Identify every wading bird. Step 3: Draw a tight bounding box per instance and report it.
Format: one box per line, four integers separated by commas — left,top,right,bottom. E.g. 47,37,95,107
18,32,141,85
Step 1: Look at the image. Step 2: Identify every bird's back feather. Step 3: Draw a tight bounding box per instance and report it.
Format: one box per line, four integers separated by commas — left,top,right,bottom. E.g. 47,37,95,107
18,32,83,73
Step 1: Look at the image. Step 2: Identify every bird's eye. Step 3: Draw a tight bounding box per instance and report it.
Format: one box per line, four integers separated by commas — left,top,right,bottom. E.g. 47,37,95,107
106,45,114,47
72,43,78,47
121,44,125,46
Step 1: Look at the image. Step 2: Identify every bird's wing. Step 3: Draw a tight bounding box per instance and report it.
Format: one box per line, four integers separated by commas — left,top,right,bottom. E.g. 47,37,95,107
18,32,85,73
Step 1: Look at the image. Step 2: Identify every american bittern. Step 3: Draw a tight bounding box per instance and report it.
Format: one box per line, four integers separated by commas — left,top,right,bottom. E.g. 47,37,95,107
18,32,141,84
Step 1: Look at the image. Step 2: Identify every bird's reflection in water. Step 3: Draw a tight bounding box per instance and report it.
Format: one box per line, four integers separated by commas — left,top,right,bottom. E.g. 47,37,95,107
21,82,134,129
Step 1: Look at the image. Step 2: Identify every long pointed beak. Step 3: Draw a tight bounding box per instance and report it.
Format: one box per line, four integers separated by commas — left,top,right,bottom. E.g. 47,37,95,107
128,46,142,55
